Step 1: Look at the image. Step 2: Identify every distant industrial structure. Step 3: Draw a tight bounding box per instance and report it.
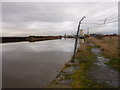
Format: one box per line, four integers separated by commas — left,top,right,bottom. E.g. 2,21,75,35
80,29,84,37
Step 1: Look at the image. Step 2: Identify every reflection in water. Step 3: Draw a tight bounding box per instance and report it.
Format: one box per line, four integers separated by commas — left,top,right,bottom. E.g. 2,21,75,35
2,39,74,88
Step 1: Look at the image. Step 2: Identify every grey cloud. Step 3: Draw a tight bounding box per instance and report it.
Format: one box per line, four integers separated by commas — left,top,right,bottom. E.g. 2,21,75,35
2,2,118,36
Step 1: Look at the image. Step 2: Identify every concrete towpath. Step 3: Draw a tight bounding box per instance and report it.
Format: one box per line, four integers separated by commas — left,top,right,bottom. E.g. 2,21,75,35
87,46,119,88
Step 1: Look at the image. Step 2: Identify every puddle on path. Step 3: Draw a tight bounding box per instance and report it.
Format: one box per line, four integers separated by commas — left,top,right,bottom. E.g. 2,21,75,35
88,48,119,88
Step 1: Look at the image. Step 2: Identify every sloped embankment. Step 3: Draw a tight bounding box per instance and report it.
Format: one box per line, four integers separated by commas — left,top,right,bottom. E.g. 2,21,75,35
48,40,119,88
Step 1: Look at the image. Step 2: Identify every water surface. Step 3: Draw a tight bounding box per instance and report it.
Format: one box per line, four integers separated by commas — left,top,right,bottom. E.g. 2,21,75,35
2,39,74,88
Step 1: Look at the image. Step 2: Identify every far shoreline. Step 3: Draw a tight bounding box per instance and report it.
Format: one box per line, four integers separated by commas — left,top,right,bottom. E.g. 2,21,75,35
0,36,63,43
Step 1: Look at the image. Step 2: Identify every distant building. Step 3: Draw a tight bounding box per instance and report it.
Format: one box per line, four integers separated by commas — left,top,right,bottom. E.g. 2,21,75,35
87,30,89,35
80,29,84,37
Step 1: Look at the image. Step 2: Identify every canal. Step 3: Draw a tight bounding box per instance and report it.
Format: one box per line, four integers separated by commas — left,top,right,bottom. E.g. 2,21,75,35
2,39,74,88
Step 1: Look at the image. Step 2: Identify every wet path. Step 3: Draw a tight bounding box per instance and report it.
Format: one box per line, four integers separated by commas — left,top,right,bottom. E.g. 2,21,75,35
88,47,119,88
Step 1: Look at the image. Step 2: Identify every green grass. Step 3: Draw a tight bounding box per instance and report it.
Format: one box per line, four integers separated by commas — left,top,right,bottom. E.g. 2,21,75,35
86,37,119,71
67,45,110,88
105,59,120,71
48,43,111,88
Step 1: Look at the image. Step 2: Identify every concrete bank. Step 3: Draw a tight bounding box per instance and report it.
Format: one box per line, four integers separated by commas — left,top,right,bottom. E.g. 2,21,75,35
48,40,119,88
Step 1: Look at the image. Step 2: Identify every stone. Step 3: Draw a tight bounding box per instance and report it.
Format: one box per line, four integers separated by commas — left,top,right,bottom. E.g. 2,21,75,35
74,66,80,70
59,79,74,85
63,67,74,74
62,66,80,74
91,48,101,55
66,60,79,66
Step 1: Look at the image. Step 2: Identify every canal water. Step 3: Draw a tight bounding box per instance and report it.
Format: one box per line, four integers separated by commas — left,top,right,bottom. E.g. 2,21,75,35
2,39,75,88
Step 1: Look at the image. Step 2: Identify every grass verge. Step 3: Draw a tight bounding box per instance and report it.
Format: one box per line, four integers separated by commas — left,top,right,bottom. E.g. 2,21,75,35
48,40,112,88
68,44,110,88
86,36,119,71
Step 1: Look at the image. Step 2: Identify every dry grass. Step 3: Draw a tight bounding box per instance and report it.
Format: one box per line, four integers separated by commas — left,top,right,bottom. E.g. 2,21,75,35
48,41,111,88
69,44,109,88
86,36,119,70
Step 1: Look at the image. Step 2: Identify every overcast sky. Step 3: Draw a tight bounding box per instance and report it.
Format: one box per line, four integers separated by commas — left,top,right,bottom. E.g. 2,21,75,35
1,1,119,36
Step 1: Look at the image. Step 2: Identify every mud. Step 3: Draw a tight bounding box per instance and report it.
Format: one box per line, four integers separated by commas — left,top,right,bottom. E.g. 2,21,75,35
88,48,119,88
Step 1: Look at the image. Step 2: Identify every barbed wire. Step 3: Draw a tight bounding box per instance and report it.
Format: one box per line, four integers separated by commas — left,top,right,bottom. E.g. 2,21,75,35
80,18,119,33
82,16,118,24
102,20,119,24
82,20,119,25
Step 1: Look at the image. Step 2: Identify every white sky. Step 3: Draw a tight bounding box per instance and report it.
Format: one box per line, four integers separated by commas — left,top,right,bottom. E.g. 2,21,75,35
1,0,120,2
1,0,119,36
